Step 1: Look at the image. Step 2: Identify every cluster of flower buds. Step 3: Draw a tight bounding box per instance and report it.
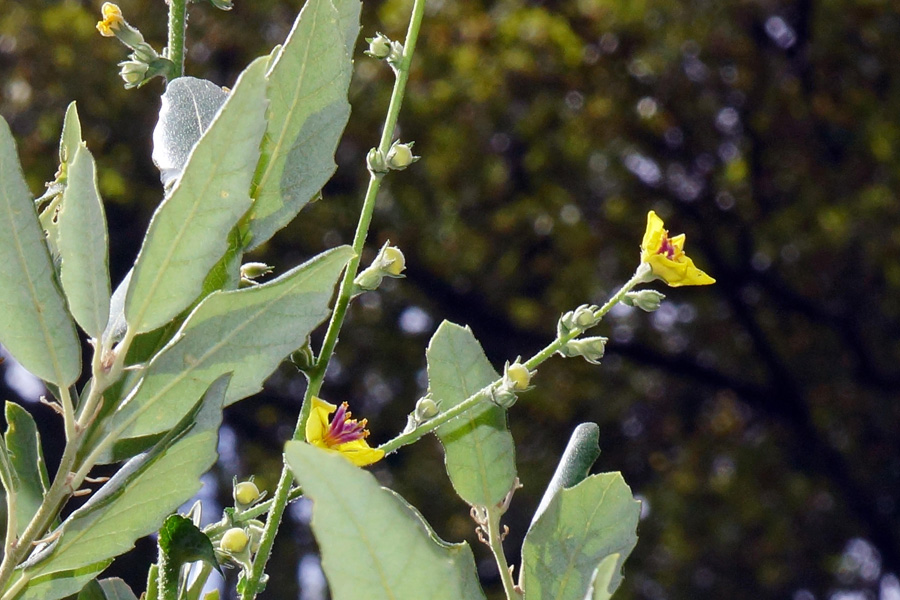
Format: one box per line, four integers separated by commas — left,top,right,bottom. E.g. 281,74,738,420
367,141,419,173
365,32,404,69
489,360,535,408
557,303,600,338
622,289,665,312
240,262,273,287
354,241,406,292
558,336,608,365
96,3,174,88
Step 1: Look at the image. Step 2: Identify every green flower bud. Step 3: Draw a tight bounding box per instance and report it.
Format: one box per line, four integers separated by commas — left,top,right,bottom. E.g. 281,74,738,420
490,386,518,409
354,242,406,291
119,59,149,87
208,0,234,10
381,246,406,276
559,336,608,365
622,289,666,312
234,481,261,507
290,340,316,373
386,141,418,170
572,304,600,328
366,32,392,59
220,528,250,553
240,262,273,280
414,396,439,422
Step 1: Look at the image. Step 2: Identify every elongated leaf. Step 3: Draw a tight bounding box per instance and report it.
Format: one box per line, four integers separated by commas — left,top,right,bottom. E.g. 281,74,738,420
531,423,600,527
58,145,111,338
59,101,82,166
0,116,80,387
108,246,352,443
4,402,51,538
285,441,487,600
426,321,516,506
21,375,228,580
521,473,640,600
151,77,229,187
78,577,140,600
15,560,111,600
246,0,361,250
125,58,268,333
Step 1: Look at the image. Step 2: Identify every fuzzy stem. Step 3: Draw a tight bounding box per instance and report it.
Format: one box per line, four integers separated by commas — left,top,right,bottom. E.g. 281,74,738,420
238,1,430,597
166,0,187,78
486,506,521,600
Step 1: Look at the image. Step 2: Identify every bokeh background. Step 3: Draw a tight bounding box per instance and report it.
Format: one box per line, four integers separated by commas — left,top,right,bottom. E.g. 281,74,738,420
2,0,899,598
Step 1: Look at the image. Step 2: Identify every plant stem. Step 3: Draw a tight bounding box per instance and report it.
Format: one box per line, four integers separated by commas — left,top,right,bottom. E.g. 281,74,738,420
239,2,430,598
166,0,187,78
157,546,179,600
378,267,648,455
485,506,521,600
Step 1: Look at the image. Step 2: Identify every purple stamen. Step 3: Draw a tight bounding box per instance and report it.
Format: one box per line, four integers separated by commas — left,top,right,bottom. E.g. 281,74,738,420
323,402,369,446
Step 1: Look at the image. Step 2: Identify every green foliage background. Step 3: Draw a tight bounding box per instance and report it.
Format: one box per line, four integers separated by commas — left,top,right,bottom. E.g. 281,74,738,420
1,0,899,598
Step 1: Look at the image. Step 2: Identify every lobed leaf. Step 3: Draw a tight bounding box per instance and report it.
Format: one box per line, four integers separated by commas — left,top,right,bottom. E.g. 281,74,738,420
57,144,111,339
520,473,640,600
107,246,352,444
246,0,361,250
0,116,81,387
426,321,517,507
125,58,269,333
4,402,51,538
285,441,487,600
19,375,229,580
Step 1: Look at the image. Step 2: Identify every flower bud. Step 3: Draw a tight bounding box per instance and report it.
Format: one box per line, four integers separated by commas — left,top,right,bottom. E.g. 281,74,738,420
622,289,665,312
290,340,316,373
118,59,148,87
366,33,392,59
572,304,600,328
559,336,608,365
504,361,533,391
386,141,418,170
490,386,518,409
353,242,406,291
96,3,124,37
414,396,439,422
234,481,261,507
220,528,250,554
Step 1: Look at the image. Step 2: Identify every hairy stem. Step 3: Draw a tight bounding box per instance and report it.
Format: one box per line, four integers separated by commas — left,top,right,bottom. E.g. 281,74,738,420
239,1,430,597
485,506,521,600
166,0,187,78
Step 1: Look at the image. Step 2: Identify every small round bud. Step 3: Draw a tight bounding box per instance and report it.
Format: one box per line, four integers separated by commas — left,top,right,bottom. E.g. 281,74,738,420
490,386,518,409
572,304,599,328
290,341,316,372
118,59,148,87
559,336,608,365
414,397,439,421
220,528,250,554
386,142,417,170
240,262,273,281
381,246,406,276
505,363,532,391
234,481,261,506
366,33,392,59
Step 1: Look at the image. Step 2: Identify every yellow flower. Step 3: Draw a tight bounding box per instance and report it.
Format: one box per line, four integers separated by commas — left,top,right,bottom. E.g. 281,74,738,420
305,397,384,467
96,3,124,37
640,211,715,287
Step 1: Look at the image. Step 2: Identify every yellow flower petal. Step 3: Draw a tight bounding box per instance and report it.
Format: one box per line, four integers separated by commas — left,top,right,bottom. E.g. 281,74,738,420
333,440,385,467
96,3,124,37
640,211,715,287
305,396,336,445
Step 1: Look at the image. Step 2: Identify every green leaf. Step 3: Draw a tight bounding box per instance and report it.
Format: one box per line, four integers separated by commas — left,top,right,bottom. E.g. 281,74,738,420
14,560,111,600
4,402,51,538
531,423,601,527
21,375,229,580
59,101,82,166
125,57,269,333
0,115,81,387
426,321,516,506
107,246,352,443
157,514,219,572
77,577,140,600
520,473,640,600
245,0,361,250
285,441,487,600
151,77,229,187
57,144,111,338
